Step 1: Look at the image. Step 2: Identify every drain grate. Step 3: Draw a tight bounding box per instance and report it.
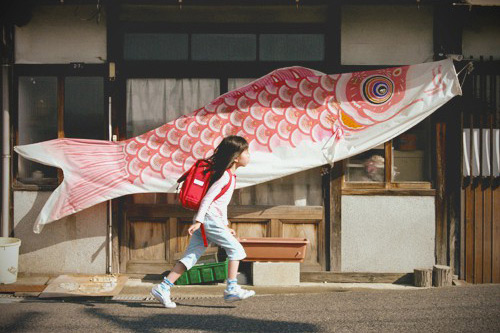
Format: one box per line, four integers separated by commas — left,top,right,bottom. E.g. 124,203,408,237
111,295,154,301
111,294,223,301
1,292,224,302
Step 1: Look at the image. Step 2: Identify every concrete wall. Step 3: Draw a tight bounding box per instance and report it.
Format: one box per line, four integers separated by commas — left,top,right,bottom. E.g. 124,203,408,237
15,5,107,64
341,5,433,65
341,196,435,272
13,191,107,274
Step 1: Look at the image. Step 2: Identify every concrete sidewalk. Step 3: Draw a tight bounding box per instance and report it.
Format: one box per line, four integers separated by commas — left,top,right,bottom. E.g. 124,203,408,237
1,273,429,300
120,279,426,300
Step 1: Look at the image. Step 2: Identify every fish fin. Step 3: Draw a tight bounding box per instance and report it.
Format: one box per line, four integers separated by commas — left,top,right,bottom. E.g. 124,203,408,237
14,138,129,233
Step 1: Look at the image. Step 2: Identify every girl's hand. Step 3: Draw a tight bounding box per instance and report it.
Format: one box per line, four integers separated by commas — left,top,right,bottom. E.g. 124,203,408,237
188,222,202,235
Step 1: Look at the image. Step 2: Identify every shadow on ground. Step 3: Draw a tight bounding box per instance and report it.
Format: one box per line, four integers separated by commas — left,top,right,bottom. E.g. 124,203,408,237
85,306,319,332
7,298,318,331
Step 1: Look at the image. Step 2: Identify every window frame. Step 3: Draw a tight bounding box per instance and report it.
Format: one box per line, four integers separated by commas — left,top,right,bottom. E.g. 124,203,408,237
12,64,108,191
119,22,329,78
116,22,329,140
336,63,436,194
342,139,434,194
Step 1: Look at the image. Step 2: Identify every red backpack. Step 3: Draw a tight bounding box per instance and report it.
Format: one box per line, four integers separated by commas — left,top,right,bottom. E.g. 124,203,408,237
177,159,232,247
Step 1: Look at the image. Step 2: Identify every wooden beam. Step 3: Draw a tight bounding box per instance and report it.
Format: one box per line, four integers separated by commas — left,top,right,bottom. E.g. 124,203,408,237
342,189,435,196
120,211,129,274
111,198,121,274
127,204,323,220
270,218,281,237
444,98,462,280
435,121,447,265
330,161,343,272
0,285,47,293
460,110,466,280
300,271,413,284
493,181,500,283
168,217,177,264
384,141,392,187
119,5,328,23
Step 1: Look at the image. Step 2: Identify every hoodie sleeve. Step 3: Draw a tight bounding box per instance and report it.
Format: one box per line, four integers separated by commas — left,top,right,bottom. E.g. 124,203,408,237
193,171,230,224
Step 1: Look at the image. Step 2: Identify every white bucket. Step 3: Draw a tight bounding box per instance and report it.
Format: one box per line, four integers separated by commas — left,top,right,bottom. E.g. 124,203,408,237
0,237,22,284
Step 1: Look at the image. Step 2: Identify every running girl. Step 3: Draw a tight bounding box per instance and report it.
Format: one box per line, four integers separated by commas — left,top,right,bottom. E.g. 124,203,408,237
152,135,255,308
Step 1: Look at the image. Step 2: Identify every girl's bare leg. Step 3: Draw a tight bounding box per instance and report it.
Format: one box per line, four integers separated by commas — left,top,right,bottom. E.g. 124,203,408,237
165,262,187,283
228,260,240,280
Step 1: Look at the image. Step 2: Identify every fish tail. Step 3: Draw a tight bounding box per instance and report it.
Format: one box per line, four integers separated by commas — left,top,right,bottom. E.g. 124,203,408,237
14,138,128,233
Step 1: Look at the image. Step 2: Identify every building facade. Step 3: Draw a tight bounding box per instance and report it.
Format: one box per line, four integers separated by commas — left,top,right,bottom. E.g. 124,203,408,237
1,0,499,283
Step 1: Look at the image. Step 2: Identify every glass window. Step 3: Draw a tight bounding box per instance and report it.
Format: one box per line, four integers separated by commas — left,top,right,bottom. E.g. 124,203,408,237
345,120,431,185
227,78,255,91
126,78,220,138
191,34,257,61
64,77,105,139
392,120,431,182
124,33,189,60
259,34,324,61
17,77,58,184
346,146,386,183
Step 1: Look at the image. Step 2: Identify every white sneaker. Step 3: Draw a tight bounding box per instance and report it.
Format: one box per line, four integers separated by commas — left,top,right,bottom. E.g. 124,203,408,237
151,283,176,308
223,285,255,302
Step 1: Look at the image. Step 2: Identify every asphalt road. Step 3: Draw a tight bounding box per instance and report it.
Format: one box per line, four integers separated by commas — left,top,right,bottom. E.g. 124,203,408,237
1,284,499,332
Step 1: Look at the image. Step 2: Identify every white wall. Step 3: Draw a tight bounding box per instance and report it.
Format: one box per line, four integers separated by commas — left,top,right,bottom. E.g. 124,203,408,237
15,5,107,64
341,5,433,65
13,191,107,274
342,195,435,272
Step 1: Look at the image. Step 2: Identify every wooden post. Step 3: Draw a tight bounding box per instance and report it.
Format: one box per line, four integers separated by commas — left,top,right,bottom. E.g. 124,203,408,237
330,162,343,272
435,122,448,265
414,268,433,287
433,265,453,287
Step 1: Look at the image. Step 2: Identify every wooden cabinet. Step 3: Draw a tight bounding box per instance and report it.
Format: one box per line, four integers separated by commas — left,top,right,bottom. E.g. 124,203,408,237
120,204,324,273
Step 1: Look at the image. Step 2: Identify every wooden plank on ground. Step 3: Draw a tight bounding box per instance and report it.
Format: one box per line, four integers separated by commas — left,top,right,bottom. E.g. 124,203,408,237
39,274,128,298
0,285,46,293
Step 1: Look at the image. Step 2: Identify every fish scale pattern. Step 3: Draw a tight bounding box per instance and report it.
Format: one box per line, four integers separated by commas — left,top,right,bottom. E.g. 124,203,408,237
122,65,412,185
122,66,343,184
14,60,459,231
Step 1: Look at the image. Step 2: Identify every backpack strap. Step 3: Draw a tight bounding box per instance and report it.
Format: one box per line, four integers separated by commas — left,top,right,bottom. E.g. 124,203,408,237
213,169,234,202
177,169,190,184
200,224,208,247
200,169,233,248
